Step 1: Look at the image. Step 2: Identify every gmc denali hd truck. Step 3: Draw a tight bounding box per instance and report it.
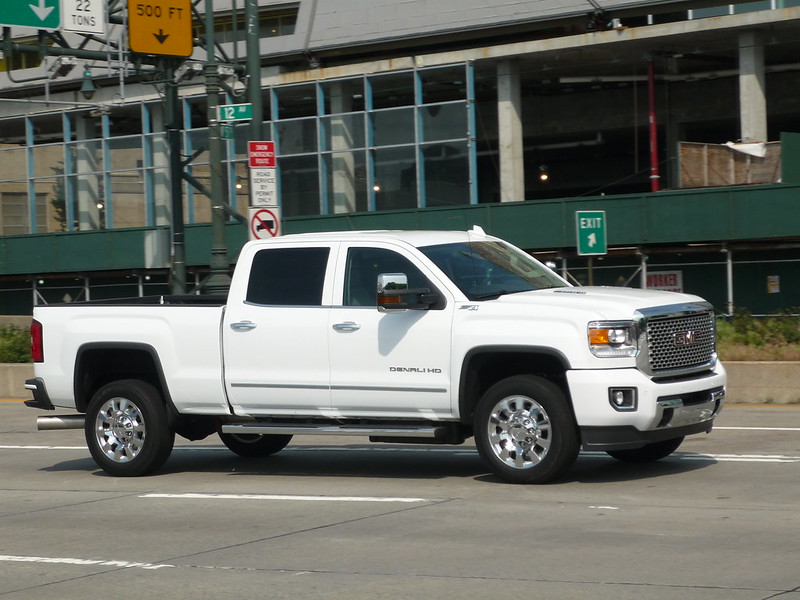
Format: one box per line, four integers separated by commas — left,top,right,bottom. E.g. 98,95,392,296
25,227,726,483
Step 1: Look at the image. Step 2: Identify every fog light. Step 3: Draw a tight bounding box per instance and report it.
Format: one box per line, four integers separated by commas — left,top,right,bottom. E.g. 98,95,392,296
609,387,637,411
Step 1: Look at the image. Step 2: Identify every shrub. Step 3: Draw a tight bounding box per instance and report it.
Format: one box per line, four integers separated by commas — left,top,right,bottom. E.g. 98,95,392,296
0,325,32,363
717,309,800,361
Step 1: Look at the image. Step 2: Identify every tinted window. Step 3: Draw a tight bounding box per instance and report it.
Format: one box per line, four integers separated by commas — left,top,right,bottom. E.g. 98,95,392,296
344,247,430,306
246,247,330,306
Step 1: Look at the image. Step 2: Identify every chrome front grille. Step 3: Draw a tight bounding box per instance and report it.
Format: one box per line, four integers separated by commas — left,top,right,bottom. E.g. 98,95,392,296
639,307,717,376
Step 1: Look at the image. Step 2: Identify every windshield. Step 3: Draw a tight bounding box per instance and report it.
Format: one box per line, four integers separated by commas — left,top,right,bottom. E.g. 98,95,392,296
420,241,568,300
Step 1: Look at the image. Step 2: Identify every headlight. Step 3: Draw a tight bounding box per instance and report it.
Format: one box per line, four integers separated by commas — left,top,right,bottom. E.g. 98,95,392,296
588,321,638,358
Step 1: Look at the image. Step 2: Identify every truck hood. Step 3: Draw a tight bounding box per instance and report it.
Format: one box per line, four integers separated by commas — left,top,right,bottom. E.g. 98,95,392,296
487,286,711,320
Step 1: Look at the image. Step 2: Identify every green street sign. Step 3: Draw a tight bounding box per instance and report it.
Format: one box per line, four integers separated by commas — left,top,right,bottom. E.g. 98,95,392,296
221,124,235,140
218,103,253,122
0,0,60,29
576,210,607,256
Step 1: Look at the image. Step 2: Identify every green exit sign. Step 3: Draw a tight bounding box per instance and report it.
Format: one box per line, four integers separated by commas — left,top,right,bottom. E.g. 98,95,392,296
0,0,61,29
576,210,607,256
218,103,252,122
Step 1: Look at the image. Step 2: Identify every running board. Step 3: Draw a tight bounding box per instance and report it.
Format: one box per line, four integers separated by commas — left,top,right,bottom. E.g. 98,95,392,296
221,423,442,439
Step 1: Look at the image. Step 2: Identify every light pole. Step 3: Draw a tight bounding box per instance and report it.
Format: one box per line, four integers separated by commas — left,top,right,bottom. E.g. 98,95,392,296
203,0,232,294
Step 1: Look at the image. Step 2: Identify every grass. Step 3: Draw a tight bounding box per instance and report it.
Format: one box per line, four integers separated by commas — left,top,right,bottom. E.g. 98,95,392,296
0,325,31,363
717,309,800,361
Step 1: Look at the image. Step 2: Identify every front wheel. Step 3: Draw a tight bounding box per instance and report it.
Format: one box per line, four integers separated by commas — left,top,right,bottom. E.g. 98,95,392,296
218,432,293,457
85,379,174,477
474,375,579,484
606,436,684,462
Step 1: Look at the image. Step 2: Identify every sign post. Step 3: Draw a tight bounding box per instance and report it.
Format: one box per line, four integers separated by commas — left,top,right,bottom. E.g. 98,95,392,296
0,0,60,29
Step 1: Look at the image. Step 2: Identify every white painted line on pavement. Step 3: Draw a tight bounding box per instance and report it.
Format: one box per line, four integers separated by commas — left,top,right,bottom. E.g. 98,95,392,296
0,554,175,570
1,445,798,463
141,492,429,503
715,426,800,431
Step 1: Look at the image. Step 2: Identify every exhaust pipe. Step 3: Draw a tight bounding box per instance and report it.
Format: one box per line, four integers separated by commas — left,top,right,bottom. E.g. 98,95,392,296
37,415,85,431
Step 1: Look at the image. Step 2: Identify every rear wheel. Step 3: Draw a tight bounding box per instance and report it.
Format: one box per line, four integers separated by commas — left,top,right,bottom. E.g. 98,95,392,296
474,375,579,484
85,379,174,477
606,436,684,462
218,432,293,457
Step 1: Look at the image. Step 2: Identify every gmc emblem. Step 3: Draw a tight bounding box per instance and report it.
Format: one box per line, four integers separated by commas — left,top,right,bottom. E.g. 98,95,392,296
674,331,698,346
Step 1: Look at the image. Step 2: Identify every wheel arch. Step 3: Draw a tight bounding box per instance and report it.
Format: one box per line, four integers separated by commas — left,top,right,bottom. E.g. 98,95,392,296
458,346,573,426
74,343,173,413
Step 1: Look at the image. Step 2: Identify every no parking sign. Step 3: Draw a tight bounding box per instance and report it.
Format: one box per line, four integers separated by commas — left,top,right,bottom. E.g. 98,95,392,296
249,207,282,239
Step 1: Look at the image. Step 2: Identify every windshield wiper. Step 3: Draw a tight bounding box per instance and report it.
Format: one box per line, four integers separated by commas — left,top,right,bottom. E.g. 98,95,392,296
472,289,531,301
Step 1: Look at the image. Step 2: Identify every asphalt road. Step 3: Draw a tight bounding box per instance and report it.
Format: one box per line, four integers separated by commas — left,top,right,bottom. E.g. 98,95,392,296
0,399,798,600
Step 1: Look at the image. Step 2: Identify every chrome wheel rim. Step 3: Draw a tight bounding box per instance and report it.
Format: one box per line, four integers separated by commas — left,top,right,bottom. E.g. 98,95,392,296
93,397,146,463
487,394,551,469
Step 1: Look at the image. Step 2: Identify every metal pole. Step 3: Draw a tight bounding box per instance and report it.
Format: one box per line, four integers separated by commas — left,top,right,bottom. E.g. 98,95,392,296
204,0,232,294
725,247,734,317
165,63,187,295
246,0,263,141
647,59,660,192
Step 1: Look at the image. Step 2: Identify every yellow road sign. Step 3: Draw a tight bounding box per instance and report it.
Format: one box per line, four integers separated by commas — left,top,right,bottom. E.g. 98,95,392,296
128,0,193,57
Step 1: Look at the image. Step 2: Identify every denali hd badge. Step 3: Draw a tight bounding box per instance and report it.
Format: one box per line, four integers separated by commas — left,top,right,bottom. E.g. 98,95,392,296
674,331,698,346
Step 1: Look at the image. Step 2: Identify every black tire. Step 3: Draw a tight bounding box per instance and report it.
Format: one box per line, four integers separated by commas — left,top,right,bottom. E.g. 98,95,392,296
606,436,684,462
474,375,579,484
84,379,175,477
219,432,293,457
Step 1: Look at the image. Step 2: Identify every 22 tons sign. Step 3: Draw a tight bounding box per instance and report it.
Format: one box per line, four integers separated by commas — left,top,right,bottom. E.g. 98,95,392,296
128,0,192,57
63,0,106,34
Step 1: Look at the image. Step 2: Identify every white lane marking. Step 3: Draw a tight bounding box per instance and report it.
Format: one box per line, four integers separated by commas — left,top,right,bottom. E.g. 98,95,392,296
142,492,429,503
716,426,800,432
1,445,798,463
0,554,174,570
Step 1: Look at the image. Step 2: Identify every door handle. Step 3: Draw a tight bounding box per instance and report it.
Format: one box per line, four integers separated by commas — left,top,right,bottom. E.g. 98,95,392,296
332,321,361,332
230,321,257,331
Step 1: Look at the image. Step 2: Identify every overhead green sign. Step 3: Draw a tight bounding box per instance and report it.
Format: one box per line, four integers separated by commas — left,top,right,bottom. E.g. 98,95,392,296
0,0,60,29
576,210,607,256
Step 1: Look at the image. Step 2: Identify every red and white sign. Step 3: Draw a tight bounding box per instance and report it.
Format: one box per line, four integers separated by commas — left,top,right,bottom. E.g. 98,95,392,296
248,141,276,168
249,207,281,239
646,271,683,293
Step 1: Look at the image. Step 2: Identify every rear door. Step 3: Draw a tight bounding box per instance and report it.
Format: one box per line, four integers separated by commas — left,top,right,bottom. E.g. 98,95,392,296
223,242,337,416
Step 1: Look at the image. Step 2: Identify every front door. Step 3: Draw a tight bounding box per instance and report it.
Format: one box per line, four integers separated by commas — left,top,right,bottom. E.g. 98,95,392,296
328,244,454,419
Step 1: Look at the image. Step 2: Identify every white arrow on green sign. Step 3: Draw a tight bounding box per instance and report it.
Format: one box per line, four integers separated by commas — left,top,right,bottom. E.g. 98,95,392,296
0,0,60,29
576,210,607,256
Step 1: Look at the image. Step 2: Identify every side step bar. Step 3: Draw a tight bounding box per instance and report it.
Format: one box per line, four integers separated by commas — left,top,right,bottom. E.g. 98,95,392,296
221,423,441,439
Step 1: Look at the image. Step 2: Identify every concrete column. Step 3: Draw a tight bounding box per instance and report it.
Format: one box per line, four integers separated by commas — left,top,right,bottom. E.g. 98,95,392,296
150,104,172,226
75,117,101,230
739,30,767,143
497,60,524,202
330,82,356,213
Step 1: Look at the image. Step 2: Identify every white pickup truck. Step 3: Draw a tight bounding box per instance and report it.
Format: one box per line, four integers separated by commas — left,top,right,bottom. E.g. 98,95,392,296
25,227,726,483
